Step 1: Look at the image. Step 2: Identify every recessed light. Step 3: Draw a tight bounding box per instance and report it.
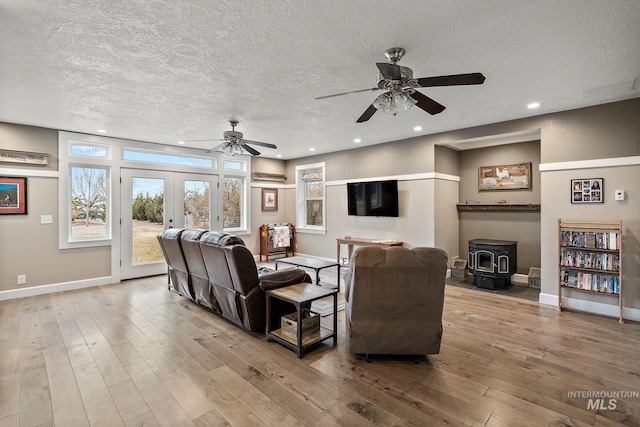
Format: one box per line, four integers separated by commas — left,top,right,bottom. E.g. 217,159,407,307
353,138,361,143
527,102,540,109
96,129,107,133
177,141,185,145
309,148,316,152
276,154,282,158
413,126,422,131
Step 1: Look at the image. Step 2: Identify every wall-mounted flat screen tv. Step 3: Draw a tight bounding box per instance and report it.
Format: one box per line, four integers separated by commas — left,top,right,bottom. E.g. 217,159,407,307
347,179,399,217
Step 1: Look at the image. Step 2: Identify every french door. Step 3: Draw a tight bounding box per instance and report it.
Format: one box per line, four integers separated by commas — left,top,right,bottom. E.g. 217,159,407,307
120,168,218,280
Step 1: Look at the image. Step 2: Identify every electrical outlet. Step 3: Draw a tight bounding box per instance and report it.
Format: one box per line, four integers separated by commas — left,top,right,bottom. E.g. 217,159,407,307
41,214,53,224
614,190,625,201
17,274,26,285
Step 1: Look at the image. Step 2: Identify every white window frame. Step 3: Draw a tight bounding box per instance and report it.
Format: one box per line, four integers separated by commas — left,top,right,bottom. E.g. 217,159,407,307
58,131,224,250
221,156,251,235
59,139,115,248
296,162,326,234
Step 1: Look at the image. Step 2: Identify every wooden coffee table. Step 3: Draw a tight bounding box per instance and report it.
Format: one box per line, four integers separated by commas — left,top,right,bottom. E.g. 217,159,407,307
274,255,340,289
266,283,338,358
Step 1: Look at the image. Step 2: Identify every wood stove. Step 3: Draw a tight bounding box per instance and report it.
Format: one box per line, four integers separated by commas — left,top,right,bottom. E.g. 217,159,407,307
468,239,518,289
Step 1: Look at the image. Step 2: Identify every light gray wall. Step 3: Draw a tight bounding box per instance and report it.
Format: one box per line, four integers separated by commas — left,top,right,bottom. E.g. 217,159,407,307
285,98,639,316
282,135,455,262
542,166,639,310
458,140,541,273
247,157,289,254
1,98,638,317
0,123,58,171
0,124,111,291
538,98,639,310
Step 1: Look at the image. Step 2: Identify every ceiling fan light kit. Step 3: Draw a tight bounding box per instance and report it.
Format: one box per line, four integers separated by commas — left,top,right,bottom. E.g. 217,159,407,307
185,120,277,156
317,47,486,123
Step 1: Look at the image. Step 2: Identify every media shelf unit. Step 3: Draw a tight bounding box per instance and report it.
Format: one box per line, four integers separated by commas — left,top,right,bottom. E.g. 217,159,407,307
558,219,623,323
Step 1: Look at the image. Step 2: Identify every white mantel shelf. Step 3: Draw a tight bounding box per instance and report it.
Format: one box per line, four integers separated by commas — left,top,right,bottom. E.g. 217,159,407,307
457,204,541,212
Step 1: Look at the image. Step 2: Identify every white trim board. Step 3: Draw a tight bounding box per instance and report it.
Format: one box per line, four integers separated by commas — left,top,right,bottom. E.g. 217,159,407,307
540,156,640,172
538,293,640,322
0,276,113,301
327,172,460,187
0,167,59,178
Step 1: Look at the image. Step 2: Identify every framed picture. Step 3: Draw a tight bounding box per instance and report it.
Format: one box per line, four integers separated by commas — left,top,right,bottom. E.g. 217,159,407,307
0,176,28,215
571,178,603,203
262,188,278,211
478,162,532,191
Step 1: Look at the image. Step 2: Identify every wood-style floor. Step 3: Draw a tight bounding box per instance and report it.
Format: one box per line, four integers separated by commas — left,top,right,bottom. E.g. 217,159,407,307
1,270,639,426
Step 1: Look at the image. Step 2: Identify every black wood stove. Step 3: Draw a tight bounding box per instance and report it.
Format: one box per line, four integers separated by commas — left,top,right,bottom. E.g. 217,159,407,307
468,239,518,289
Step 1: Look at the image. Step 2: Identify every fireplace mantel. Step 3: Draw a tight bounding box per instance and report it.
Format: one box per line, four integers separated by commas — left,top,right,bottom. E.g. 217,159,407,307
457,203,541,212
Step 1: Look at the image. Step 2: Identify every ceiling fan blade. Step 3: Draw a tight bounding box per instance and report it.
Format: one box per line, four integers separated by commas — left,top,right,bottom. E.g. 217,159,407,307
243,139,277,149
409,91,446,115
416,72,486,87
315,87,380,100
376,63,402,80
184,138,224,142
206,142,229,153
356,104,378,123
241,143,261,156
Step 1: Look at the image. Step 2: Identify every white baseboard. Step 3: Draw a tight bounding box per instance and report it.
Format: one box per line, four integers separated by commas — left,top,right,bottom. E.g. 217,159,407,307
539,292,640,322
0,276,113,301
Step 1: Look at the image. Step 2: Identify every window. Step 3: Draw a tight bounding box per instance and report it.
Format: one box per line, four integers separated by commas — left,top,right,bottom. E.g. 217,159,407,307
223,176,244,230
296,162,326,233
123,148,213,168
70,165,109,240
221,157,249,233
223,159,246,171
70,143,109,158
184,180,210,229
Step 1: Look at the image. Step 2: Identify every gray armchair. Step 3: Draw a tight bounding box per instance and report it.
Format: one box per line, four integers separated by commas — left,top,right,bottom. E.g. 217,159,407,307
345,246,448,362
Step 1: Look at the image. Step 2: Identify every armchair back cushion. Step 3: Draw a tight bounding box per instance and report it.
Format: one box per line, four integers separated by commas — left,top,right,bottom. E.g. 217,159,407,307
346,246,448,356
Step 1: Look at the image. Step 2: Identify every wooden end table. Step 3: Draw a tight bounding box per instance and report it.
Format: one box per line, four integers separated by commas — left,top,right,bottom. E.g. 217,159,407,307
266,283,338,358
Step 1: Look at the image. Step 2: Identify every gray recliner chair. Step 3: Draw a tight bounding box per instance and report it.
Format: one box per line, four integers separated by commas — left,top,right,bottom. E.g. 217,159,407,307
345,246,448,362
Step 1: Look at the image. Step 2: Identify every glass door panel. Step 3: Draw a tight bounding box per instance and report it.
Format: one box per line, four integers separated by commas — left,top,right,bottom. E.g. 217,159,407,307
121,169,175,280
131,177,165,265
121,170,218,280
184,179,210,229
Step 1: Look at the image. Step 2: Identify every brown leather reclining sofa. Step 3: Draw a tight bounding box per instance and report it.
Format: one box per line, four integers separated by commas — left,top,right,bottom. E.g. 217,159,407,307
157,228,311,333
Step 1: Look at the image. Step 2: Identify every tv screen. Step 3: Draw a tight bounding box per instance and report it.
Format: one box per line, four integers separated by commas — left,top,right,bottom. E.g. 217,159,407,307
347,180,399,217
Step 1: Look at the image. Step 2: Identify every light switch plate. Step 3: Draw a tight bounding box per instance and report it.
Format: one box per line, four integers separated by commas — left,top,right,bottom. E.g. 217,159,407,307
41,214,53,224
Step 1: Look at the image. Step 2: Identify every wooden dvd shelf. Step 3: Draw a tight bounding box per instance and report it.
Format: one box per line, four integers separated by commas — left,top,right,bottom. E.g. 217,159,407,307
558,219,623,323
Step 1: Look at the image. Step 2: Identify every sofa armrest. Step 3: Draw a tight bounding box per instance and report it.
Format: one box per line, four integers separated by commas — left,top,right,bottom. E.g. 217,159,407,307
259,269,311,291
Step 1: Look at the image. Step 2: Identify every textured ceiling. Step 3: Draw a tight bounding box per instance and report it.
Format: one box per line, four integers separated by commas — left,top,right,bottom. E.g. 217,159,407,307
1,0,639,159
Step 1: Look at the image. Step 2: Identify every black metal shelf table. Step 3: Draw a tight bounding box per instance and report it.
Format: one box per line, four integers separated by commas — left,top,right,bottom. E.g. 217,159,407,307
275,255,339,289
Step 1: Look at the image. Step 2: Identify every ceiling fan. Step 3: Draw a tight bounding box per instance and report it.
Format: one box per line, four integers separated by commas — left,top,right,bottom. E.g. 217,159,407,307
185,120,277,156
315,47,486,123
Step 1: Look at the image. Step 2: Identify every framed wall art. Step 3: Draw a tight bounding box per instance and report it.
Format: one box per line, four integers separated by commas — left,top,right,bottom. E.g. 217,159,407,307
0,176,28,215
571,178,603,203
262,188,278,211
478,162,532,191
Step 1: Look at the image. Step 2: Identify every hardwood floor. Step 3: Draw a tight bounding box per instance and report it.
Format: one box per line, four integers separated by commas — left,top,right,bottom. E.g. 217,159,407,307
1,270,639,426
